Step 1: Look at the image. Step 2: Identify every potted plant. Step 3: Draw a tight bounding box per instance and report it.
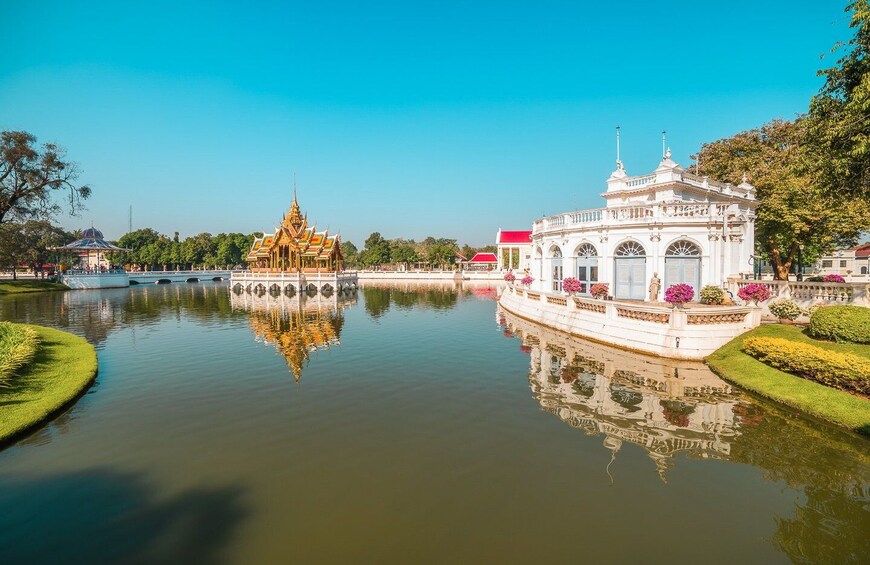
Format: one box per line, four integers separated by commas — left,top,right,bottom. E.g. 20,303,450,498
504,271,516,283
737,283,772,305
823,273,845,283
768,299,803,323
664,284,694,308
590,283,608,299
520,275,534,286
699,285,725,305
562,276,582,295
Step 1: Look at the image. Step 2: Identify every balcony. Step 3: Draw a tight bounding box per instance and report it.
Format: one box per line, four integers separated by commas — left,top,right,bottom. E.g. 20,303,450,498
532,202,741,235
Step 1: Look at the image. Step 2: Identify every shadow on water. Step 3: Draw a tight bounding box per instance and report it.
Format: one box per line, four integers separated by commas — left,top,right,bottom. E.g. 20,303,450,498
498,307,870,564
0,469,247,564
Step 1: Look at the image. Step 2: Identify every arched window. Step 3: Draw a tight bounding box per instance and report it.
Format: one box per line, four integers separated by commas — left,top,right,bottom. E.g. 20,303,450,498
666,240,701,256
550,246,562,258
615,241,646,257
575,243,597,257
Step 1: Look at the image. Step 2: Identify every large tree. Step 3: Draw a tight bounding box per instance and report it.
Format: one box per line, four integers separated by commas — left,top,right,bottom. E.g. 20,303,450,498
0,131,91,224
809,0,870,198
691,119,869,279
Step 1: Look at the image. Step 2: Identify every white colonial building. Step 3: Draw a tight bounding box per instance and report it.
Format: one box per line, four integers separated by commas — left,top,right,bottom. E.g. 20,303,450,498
531,150,757,300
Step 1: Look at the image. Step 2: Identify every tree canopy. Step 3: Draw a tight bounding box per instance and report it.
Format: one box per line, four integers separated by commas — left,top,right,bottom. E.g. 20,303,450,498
692,119,869,279
0,131,91,224
809,0,870,198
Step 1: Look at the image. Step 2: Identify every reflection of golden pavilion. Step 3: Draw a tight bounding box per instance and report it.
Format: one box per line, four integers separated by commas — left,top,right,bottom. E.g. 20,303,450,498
498,308,743,482
246,192,343,272
232,291,356,381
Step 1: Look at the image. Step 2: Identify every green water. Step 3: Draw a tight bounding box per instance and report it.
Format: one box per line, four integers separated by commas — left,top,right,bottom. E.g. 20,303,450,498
0,282,867,564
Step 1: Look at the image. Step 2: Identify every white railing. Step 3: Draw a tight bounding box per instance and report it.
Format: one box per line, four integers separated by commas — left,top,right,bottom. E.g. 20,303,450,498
727,278,869,310
533,202,742,235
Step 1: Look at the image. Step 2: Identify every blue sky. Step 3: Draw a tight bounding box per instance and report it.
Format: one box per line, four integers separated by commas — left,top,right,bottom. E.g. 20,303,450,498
0,0,851,246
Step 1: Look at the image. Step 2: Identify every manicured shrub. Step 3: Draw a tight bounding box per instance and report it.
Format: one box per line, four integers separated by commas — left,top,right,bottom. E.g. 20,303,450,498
823,274,846,283
520,275,534,286
590,283,609,298
742,336,870,395
562,277,582,293
503,272,516,282
0,322,39,386
805,275,824,282
809,305,870,344
768,299,803,321
737,283,772,304
699,285,724,305
664,283,694,304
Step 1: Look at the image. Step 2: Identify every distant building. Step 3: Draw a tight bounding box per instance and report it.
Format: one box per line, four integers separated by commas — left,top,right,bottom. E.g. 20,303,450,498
464,252,498,271
815,244,870,277
53,227,129,270
496,229,532,272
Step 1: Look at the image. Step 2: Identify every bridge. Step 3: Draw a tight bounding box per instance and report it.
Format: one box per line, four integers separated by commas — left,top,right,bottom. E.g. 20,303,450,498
128,270,239,285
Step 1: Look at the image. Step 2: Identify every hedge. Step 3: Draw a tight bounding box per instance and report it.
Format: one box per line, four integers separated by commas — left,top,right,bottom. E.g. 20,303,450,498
743,336,870,395
809,305,870,344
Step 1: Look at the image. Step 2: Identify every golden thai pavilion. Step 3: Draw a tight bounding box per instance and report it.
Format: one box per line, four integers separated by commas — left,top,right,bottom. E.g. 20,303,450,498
246,194,343,272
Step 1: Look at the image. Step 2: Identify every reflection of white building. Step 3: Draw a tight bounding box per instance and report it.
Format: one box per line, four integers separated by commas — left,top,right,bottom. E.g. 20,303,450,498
530,149,757,300
498,308,742,481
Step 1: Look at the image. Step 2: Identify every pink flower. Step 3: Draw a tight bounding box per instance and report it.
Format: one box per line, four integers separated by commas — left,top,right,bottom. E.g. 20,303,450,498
737,283,772,303
520,275,534,286
590,283,609,298
823,274,845,283
504,271,516,282
562,277,582,293
664,284,695,304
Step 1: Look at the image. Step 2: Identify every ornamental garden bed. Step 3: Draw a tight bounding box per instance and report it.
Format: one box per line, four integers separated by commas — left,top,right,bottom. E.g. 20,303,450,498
706,324,870,435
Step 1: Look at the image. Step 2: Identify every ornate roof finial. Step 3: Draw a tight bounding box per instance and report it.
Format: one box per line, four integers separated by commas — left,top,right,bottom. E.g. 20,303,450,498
665,147,672,160
662,130,667,159
292,172,297,203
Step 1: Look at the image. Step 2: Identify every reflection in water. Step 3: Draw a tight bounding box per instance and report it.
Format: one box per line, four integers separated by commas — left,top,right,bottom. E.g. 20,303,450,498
498,308,740,482
0,282,239,347
360,281,499,320
231,290,356,380
499,307,870,563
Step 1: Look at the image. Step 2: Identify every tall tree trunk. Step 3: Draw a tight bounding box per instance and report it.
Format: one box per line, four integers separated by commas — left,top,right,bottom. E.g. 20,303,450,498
768,241,796,281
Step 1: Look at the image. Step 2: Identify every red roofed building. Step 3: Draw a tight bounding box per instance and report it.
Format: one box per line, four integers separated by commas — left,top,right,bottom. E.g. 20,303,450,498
816,243,870,278
496,229,533,272
463,252,498,271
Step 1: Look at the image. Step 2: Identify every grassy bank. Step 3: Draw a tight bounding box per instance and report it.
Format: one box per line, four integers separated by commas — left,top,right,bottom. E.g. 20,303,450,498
706,324,870,436
0,325,97,444
0,280,69,294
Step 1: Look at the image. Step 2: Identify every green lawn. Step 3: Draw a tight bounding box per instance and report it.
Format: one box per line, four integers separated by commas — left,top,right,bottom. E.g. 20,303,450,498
707,324,870,436
0,324,97,444
0,279,69,294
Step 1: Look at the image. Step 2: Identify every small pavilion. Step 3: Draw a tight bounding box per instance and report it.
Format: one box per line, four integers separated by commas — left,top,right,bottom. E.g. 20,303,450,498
464,252,498,271
52,227,129,271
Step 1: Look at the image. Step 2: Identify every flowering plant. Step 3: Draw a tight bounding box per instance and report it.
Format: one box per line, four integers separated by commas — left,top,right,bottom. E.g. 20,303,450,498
664,284,695,304
503,271,516,282
590,283,609,299
823,274,845,283
520,275,534,286
699,285,725,305
737,283,772,304
562,277,583,293
768,299,803,321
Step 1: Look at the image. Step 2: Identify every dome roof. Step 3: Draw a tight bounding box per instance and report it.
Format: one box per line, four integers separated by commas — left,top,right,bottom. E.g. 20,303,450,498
81,227,104,239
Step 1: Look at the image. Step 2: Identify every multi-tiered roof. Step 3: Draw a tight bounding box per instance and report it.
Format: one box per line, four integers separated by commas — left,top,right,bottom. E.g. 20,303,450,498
245,194,343,271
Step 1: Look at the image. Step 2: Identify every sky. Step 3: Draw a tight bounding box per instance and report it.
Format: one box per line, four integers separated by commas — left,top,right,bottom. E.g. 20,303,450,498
0,0,853,246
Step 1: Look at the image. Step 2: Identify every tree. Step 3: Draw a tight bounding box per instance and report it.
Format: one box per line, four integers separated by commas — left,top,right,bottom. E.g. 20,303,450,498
19,220,69,277
340,240,358,267
0,223,26,279
362,232,390,267
0,131,91,224
459,244,476,260
809,0,870,198
391,243,419,266
427,241,458,269
691,119,869,279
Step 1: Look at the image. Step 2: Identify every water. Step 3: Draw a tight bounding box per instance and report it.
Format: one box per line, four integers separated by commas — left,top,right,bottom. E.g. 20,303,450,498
0,282,867,564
